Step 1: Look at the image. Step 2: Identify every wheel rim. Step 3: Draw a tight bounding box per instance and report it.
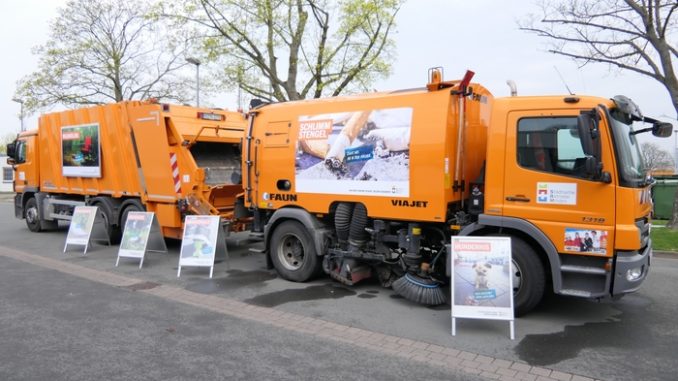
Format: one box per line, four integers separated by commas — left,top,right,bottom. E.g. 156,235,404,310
26,205,38,224
512,258,523,295
276,233,305,271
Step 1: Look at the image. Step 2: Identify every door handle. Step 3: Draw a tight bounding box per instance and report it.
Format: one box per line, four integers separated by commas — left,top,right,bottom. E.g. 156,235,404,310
506,195,530,202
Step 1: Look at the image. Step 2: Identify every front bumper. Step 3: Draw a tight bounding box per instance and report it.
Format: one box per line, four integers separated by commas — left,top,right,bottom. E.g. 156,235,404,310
613,240,651,295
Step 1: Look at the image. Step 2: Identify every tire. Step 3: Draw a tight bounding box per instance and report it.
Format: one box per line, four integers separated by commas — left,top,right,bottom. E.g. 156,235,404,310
92,201,121,244
25,197,44,232
119,202,144,235
510,237,546,316
269,220,322,282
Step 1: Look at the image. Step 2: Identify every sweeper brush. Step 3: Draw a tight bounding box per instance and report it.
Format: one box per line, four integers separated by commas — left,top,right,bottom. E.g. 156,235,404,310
392,273,446,306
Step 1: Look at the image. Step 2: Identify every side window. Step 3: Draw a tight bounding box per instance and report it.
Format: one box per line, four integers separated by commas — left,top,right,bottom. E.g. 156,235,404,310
2,167,13,182
517,117,588,178
16,141,26,164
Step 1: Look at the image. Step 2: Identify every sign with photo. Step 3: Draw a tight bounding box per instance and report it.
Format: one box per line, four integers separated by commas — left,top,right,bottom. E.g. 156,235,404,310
116,212,169,268
63,206,98,253
294,107,412,197
177,215,224,278
563,228,608,255
451,236,515,339
61,123,101,177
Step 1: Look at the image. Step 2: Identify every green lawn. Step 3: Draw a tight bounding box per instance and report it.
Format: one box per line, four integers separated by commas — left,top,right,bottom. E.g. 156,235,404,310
651,225,678,252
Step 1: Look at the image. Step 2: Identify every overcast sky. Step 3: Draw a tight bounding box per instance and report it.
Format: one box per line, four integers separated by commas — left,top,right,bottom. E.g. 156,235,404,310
1,0,676,154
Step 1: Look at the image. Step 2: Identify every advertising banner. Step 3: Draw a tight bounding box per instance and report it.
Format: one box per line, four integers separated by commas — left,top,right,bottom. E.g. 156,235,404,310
177,215,222,278
116,212,167,268
295,107,412,197
118,212,154,258
451,236,515,339
63,206,98,252
564,228,608,255
62,123,101,178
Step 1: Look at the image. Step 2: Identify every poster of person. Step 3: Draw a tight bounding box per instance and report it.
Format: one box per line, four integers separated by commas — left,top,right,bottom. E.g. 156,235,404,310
564,228,608,254
61,123,101,177
295,107,412,197
65,206,98,246
451,236,514,320
179,215,220,268
118,212,154,259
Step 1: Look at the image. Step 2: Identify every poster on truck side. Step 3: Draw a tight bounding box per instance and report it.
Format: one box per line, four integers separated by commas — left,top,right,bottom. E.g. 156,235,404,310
295,107,412,197
451,236,514,320
61,123,101,178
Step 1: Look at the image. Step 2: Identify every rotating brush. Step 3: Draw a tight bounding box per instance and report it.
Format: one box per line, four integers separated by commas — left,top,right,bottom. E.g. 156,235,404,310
391,273,446,306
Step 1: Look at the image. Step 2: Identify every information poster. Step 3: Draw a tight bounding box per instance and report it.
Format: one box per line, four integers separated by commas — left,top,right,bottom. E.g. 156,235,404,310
451,236,514,321
295,107,412,197
177,215,221,277
62,123,101,177
63,206,98,253
118,212,154,259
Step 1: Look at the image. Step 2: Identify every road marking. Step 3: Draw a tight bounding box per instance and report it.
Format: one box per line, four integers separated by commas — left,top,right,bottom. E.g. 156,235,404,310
0,246,600,381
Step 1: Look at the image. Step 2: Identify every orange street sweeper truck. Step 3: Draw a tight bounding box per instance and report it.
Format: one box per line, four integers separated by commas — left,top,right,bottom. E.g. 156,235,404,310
242,69,672,315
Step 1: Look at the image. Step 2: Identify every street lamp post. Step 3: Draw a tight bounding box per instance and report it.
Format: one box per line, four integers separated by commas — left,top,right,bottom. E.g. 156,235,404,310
186,58,201,107
12,98,24,132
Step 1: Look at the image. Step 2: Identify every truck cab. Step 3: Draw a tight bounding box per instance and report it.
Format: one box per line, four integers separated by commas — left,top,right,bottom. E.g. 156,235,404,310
478,94,669,309
7,131,40,220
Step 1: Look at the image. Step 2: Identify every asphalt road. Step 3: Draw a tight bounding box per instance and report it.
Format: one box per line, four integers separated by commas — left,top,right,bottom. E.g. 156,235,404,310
1,200,678,381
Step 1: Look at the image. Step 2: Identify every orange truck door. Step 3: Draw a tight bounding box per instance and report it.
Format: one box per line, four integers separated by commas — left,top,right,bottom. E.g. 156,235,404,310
14,135,39,193
502,112,615,256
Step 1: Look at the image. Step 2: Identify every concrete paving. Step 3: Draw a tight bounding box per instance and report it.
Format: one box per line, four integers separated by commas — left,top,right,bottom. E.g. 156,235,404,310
2,201,678,380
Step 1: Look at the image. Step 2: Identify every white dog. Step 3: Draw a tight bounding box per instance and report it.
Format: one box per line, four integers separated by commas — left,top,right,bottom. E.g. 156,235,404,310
472,261,492,289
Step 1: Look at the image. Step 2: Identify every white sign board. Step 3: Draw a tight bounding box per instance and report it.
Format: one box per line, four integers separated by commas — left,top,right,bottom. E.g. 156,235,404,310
536,182,577,205
451,236,515,339
177,215,225,278
116,212,167,268
63,206,98,253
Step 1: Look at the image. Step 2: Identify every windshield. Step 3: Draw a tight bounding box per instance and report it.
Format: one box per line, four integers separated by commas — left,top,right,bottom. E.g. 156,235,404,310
608,108,646,188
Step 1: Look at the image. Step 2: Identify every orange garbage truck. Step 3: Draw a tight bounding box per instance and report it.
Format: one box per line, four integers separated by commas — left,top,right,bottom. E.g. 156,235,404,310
243,69,673,315
6,100,247,242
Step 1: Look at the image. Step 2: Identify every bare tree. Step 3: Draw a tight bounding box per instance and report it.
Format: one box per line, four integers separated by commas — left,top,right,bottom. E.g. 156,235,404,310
641,142,675,172
162,0,403,103
520,0,678,229
14,0,196,115
519,0,677,117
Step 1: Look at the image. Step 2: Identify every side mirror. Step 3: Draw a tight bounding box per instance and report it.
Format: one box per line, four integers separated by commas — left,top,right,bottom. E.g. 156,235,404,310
577,111,601,158
7,158,15,166
652,122,673,138
6,142,16,159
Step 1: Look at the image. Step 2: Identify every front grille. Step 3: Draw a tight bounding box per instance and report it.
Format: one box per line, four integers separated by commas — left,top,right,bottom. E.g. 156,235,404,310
635,217,650,248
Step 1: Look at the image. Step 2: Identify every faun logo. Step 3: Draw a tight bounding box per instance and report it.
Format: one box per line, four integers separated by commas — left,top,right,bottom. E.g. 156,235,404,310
264,193,298,202
391,199,428,208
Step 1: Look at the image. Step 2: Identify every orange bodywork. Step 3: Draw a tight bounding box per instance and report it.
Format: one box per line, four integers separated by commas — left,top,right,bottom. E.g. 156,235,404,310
14,101,247,238
244,84,493,223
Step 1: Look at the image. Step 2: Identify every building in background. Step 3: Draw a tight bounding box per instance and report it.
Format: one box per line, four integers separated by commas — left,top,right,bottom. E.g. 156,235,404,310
1,155,14,192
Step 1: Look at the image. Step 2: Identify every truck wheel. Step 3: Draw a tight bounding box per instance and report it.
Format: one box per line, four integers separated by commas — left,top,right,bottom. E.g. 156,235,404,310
25,197,44,232
511,237,546,316
93,202,121,244
270,220,321,282
120,202,144,230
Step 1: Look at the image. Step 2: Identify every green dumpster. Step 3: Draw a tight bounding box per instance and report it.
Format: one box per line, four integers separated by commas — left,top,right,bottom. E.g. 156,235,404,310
653,176,678,220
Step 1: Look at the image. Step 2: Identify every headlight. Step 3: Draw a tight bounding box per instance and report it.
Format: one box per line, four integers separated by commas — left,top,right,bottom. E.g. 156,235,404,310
626,266,644,281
